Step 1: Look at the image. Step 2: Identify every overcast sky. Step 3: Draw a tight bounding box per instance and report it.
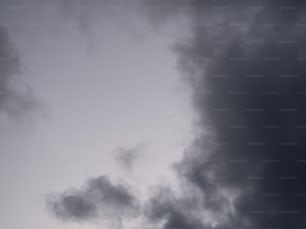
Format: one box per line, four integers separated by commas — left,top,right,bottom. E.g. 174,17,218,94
2,1,306,229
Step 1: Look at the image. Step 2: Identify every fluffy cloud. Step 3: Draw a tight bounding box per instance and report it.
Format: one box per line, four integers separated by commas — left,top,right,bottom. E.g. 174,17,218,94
47,176,139,222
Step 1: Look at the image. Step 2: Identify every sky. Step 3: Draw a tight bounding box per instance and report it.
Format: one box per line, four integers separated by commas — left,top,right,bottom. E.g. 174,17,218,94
0,1,192,228
2,1,306,229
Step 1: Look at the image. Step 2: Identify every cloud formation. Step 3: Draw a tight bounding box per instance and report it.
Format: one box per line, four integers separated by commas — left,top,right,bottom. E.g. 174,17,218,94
0,25,37,120
47,176,139,222
48,1,306,229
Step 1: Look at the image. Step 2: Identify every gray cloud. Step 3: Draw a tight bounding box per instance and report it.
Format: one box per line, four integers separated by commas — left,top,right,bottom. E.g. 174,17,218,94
47,176,139,222
0,25,37,120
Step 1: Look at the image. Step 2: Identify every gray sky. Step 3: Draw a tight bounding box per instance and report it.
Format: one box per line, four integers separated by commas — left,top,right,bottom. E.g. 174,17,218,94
0,1,192,229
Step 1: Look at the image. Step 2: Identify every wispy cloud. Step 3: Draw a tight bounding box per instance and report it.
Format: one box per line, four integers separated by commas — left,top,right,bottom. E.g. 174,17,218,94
114,145,145,170
0,25,38,122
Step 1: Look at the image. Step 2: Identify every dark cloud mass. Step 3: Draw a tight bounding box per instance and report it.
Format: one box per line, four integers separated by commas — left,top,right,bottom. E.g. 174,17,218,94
0,25,37,120
47,176,139,222
48,1,306,229
143,0,306,229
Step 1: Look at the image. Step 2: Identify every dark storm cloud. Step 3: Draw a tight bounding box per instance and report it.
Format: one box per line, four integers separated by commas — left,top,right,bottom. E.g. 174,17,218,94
142,0,306,229
0,25,37,119
47,176,139,222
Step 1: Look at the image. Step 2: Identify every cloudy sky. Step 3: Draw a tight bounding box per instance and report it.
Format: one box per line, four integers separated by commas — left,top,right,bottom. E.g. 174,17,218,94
1,1,306,229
